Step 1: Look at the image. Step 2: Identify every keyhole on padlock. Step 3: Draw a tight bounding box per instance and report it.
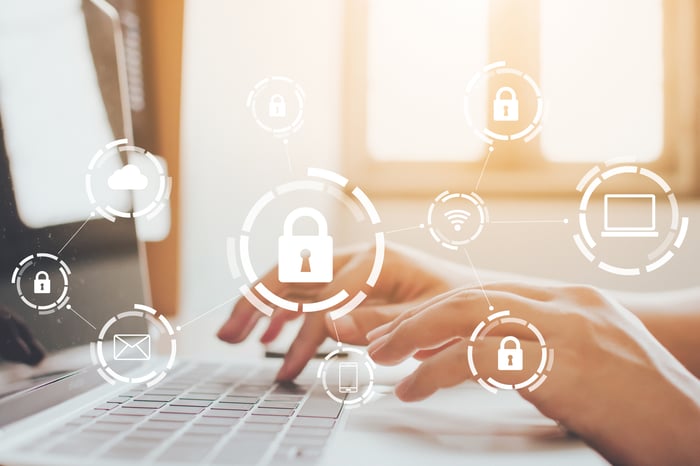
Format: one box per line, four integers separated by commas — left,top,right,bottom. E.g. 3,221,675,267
300,249,311,273
39,283,45,291
503,105,509,117
507,354,513,366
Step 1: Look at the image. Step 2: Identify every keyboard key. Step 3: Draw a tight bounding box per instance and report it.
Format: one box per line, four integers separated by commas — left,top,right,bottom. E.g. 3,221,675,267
264,395,304,402
140,421,183,431
239,422,283,433
211,402,253,411
195,417,240,426
286,426,331,437
252,408,294,417
183,425,230,435
157,445,213,464
292,418,335,428
113,407,157,416
296,393,342,419
259,401,298,409
202,410,246,419
102,414,142,424
160,405,204,415
124,400,166,409
179,393,219,401
134,394,175,402
170,399,212,408
152,413,197,423
106,396,131,404
84,422,130,433
246,415,289,425
221,396,259,404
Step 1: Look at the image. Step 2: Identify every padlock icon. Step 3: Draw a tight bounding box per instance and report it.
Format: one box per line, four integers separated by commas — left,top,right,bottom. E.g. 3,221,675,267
497,336,523,371
269,94,286,118
493,86,519,122
278,207,333,283
33,271,51,295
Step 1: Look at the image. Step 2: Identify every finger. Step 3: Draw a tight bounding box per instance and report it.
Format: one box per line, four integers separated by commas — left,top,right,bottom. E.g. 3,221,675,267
365,288,472,341
413,338,461,361
327,301,419,345
276,314,328,381
369,289,553,365
217,297,265,343
396,337,543,402
395,341,469,402
15,317,45,366
260,308,301,344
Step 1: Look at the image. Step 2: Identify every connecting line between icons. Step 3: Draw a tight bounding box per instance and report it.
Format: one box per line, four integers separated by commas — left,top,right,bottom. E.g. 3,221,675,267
57,212,96,255
283,140,293,175
65,304,96,330
176,294,241,331
330,319,342,342
491,218,569,225
461,247,493,309
473,146,495,193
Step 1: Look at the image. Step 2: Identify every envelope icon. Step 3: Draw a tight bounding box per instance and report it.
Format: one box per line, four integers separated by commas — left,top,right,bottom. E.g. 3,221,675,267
113,334,151,361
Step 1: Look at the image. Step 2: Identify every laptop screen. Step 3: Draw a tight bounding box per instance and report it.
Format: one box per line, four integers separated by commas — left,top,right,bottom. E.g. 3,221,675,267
0,0,148,403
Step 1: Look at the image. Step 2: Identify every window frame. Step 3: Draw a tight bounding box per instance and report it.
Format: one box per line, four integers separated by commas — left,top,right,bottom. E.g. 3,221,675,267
341,0,700,197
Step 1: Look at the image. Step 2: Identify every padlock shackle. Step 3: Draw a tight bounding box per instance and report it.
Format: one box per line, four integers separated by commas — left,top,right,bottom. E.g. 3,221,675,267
283,207,328,237
270,94,284,103
35,271,49,280
499,336,521,350
495,86,517,100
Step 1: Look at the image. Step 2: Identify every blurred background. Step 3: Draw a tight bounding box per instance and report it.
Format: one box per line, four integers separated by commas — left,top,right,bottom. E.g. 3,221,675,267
1,0,699,328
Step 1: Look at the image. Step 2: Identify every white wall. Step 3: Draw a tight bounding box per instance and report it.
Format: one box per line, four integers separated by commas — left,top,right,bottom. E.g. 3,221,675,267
179,0,700,324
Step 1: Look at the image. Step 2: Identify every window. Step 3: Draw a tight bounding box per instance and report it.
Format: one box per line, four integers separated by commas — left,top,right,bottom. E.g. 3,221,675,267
342,0,698,195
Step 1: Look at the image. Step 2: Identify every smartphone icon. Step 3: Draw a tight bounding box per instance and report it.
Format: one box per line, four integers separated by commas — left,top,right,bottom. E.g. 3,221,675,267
338,362,359,394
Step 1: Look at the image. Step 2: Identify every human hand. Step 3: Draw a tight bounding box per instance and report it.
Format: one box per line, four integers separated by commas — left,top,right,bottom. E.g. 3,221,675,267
218,243,470,381
0,306,45,366
366,283,700,466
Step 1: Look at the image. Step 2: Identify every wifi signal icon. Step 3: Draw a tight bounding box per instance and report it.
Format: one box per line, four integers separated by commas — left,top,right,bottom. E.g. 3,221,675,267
445,209,471,232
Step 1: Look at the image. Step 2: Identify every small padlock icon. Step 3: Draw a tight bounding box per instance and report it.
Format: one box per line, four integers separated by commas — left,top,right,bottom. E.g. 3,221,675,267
34,271,51,295
493,86,519,122
269,94,286,118
278,207,333,283
497,336,523,371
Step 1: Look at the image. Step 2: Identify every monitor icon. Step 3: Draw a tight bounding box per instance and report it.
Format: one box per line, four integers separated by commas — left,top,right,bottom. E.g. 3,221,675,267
601,194,659,238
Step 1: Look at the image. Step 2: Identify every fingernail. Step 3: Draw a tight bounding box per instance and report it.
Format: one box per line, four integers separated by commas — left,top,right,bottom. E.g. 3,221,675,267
334,315,360,340
367,333,389,356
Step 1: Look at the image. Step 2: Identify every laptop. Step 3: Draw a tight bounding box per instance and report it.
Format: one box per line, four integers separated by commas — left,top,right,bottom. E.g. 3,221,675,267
601,194,659,238
0,1,347,465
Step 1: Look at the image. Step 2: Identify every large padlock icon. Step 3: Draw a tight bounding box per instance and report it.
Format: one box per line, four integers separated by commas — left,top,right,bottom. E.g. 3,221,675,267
493,86,519,122
497,336,523,371
269,94,286,118
278,207,333,283
34,271,51,295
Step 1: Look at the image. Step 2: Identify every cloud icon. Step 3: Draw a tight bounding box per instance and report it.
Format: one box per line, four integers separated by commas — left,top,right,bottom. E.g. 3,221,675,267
108,164,149,191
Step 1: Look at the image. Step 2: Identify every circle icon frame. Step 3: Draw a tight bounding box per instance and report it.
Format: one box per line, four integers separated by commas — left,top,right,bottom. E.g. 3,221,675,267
316,345,376,408
464,61,544,144
86,139,172,222
573,161,690,276
11,253,71,315
246,76,306,140
235,167,384,320
91,304,176,387
467,309,552,394
426,191,489,250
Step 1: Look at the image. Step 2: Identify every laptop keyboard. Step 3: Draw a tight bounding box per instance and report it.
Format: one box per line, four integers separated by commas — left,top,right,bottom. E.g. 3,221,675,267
25,362,345,465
